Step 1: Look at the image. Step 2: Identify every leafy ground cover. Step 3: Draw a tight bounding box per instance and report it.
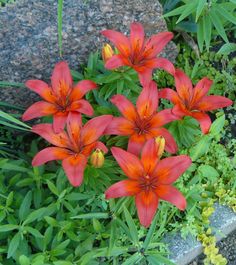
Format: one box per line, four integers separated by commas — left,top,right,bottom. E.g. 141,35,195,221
0,1,236,265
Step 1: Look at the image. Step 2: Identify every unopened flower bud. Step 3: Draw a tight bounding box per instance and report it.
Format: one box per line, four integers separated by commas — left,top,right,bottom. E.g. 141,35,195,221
155,136,165,158
102,44,114,63
90,149,105,168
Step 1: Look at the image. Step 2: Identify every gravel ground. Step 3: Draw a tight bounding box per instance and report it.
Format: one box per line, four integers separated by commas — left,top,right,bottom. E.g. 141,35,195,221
188,230,236,265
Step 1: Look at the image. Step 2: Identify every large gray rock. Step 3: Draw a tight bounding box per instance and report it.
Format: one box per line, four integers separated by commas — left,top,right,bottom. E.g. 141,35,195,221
0,0,178,108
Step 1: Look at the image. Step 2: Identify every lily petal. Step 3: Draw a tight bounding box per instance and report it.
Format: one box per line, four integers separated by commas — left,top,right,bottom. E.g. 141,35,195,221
81,115,113,146
32,123,70,148
191,111,212,134
105,180,140,199
174,69,193,102
192,78,213,104
67,112,82,146
135,191,159,227
127,134,146,156
32,147,70,166
159,88,180,105
53,113,68,133
156,185,186,211
141,138,159,174
25,80,56,103
70,99,94,116
104,117,134,135
111,95,137,121
101,30,131,57
51,61,72,95
149,127,178,154
138,70,153,87
144,32,173,58
137,81,158,118
130,22,145,54
152,155,192,184
22,101,57,121
150,57,175,75
111,147,144,179
62,154,87,187
105,54,126,69
150,109,179,127
70,80,97,101
194,95,233,111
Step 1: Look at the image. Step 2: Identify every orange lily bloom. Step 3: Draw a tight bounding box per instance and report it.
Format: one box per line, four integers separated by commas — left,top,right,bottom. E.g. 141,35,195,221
22,61,97,133
159,69,233,134
105,81,179,156
101,22,175,86
105,138,191,227
32,113,113,187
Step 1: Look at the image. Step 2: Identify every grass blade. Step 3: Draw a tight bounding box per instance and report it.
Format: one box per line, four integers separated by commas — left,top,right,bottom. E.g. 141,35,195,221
57,0,63,57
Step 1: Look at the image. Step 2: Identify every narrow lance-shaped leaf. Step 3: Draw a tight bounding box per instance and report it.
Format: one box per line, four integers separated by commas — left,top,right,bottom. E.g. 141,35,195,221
209,8,228,43
197,18,204,52
203,15,212,51
196,0,207,22
176,2,198,24
7,232,21,258
123,206,139,245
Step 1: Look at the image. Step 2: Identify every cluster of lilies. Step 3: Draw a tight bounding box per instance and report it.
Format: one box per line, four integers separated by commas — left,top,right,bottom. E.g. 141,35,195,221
22,23,232,227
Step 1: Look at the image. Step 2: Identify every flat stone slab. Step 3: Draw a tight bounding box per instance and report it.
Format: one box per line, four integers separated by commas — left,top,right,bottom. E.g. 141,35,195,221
0,0,178,108
165,203,236,265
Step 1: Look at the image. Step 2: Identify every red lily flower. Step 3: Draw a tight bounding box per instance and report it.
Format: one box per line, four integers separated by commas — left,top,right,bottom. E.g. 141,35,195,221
105,138,191,227
159,69,233,134
22,61,97,133
32,113,112,187
105,81,179,156
101,22,175,86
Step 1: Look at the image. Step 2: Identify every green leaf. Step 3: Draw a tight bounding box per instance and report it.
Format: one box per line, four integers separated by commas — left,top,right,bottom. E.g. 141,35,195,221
143,212,159,250
25,226,44,238
0,81,25,88
23,207,47,225
108,220,116,255
71,212,109,219
0,224,18,232
6,191,14,207
209,115,225,136
123,206,139,245
19,191,32,221
230,0,236,3
0,110,31,129
209,8,228,43
196,0,207,22
57,0,63,57
19,255,30,265
163,5,187,18
122,253,143,265
197,18,204,52
189,135,211,161
176,2,198,24
217,5,236,25
198,165,219,180
46,180,59,196
53,261,73,265
203,15,212,51
147,254,175,265
7,232,21,258
217,43,236,55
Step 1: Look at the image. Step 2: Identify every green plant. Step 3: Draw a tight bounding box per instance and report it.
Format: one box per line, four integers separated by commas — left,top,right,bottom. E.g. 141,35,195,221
162,0,236,52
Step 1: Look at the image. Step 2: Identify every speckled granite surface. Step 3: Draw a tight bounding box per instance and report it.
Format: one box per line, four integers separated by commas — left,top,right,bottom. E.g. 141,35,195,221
0,0,178,108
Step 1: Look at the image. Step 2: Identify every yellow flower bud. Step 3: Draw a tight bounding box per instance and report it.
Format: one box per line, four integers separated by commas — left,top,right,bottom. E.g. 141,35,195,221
102,44,114,63
155,136,165,158
90,149,105,168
